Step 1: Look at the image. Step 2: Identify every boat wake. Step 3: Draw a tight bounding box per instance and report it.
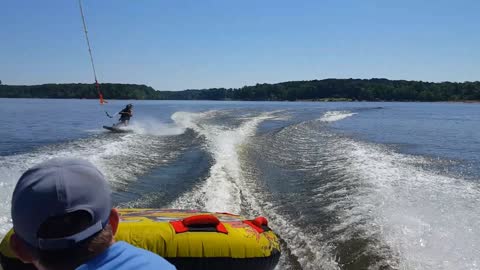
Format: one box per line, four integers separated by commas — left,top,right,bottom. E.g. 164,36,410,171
320,111,357,122
168,110,275,213
0,114,187,236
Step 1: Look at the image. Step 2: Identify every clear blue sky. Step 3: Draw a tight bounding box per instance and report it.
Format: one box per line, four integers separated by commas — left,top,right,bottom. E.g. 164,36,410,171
1,0,479,90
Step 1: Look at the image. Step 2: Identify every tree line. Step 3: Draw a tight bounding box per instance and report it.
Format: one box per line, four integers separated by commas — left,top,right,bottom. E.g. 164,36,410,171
1,79,480,101
0,83,157,99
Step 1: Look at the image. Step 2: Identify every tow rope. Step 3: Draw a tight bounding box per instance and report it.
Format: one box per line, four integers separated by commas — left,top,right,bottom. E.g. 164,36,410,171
78,0,108,106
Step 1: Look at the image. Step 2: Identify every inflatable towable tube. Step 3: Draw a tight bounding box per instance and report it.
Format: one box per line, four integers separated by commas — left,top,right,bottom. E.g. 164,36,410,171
0,209,281,270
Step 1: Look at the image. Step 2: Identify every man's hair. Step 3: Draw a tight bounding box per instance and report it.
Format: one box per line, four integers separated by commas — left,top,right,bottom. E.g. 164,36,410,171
26,210,113,270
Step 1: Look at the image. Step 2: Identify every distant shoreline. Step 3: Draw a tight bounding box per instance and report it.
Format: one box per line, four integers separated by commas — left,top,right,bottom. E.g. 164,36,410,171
1,78,480,102
1,97,479,104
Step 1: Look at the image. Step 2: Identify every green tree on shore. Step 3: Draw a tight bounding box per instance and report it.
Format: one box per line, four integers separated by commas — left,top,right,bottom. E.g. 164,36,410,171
1,79,480,101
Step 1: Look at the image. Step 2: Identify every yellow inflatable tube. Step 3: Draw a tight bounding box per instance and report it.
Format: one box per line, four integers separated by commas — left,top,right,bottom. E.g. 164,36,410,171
0,209,281,270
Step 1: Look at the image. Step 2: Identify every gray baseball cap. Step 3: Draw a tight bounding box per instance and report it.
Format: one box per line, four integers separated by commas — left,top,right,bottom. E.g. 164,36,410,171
11,158,112,250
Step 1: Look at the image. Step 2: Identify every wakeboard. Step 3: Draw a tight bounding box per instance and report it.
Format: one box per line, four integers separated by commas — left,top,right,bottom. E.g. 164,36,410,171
102,125,133,133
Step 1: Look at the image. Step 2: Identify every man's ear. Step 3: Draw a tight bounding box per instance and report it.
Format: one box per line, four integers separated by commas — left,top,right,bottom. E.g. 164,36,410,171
109,208,120,236
10,233,35,263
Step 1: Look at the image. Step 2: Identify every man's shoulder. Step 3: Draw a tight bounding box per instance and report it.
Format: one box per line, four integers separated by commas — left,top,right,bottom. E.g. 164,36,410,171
118,242,176,269
77,241,176,270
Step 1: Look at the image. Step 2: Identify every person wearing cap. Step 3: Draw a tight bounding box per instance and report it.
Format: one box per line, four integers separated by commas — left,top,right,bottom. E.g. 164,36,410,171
9,158,176,270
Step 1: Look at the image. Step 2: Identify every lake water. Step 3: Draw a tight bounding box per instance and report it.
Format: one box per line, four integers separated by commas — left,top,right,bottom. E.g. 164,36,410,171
1,99,479,270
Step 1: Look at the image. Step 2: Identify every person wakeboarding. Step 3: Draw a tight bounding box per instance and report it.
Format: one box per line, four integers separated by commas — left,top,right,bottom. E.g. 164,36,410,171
115,103,133,127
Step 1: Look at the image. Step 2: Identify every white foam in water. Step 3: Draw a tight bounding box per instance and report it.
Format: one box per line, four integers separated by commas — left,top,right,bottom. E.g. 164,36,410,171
320,111,357,122
253,119,480,270
128,118,185,136
331,138,480,269
169,111,274,213
0,121,182,236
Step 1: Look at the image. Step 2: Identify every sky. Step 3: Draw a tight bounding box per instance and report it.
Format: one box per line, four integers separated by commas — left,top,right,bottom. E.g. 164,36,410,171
1,0,479,90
